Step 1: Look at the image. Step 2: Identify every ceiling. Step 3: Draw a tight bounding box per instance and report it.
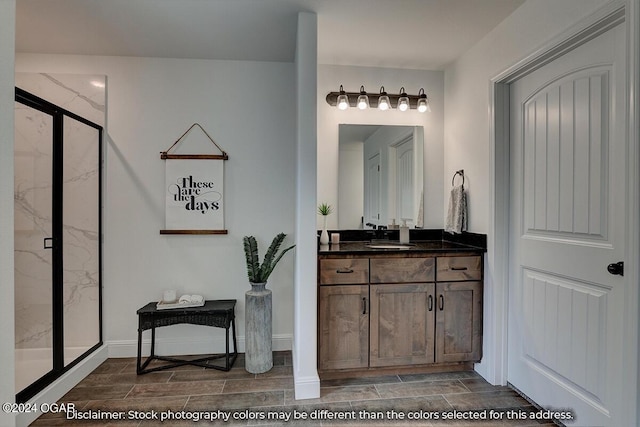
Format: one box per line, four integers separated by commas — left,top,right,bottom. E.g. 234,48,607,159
15,0,525,70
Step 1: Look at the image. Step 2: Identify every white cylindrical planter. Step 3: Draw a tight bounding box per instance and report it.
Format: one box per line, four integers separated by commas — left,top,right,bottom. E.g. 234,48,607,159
245,282,273,373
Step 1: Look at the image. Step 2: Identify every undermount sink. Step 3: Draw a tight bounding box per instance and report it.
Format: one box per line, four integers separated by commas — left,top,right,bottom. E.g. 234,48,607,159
366,243,413,249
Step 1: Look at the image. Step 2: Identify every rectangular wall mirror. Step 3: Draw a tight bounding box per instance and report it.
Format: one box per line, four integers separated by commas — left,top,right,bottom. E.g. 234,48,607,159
338,124,424,229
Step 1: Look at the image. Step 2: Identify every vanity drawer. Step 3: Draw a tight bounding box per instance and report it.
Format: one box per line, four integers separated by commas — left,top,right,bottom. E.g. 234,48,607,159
437,256,482,281
370,257,435,283
320,259,369,285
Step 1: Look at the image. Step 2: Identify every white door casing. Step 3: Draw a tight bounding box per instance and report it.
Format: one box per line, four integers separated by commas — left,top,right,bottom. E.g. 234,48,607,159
508,22,626,426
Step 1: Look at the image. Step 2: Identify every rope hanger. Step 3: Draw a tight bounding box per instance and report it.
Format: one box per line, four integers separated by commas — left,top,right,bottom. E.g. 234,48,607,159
161,123,228,160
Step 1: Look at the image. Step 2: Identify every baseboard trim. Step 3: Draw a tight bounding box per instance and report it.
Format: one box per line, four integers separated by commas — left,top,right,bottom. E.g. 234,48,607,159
17,345,108,427
293,374,321,400
107,334,292,358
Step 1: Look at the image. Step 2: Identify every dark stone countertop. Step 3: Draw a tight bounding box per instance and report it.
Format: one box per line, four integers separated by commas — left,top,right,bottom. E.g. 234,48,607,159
318,240,485,255
317,229,487,256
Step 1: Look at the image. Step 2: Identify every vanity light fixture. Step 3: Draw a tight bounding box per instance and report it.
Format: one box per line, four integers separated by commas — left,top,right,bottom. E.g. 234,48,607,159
325,86,431,112
357,86,369,110
336,85,349,110
378,86,390,110
417,88,431,113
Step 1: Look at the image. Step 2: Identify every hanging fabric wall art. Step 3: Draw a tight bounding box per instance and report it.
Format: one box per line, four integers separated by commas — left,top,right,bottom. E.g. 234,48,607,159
160,123,228,235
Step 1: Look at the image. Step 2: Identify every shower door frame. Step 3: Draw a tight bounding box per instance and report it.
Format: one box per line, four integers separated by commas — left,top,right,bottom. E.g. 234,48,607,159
15,87,103,403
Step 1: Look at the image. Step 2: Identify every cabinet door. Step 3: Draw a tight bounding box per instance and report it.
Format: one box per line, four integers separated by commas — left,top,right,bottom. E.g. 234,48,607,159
370,283,435,367
435,282,483,363
318,285,369,370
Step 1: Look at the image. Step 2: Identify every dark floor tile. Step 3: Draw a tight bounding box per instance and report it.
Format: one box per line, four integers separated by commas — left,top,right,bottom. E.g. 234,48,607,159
92,359,131,375
399,371,480,383
256,365,293,379
320,375,401,388
284,384,380,405
444,390,530,411
170,366,254,382
376,379,469,399
460,377,512,393
62,384,134,401
77,371,173,387
127,380,225,398
185,391,285,410
223,377,294,394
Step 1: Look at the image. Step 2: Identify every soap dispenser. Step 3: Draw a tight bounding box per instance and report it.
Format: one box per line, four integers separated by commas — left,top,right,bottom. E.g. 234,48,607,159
399,219,410,244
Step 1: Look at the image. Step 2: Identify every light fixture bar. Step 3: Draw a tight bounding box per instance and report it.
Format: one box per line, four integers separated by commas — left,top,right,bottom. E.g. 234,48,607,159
326,87,430,111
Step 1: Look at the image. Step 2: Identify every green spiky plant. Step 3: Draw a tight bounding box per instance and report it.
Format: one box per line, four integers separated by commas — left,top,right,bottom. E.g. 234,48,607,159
317,202,333,216
243,233,295,284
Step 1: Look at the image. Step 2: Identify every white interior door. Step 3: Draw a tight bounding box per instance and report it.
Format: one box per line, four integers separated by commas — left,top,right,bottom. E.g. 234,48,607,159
394,136,414,223
364,152,381,226
508,23,626,426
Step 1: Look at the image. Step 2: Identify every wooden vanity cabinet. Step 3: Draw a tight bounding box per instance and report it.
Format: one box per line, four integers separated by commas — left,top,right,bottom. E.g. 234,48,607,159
318,253,483,373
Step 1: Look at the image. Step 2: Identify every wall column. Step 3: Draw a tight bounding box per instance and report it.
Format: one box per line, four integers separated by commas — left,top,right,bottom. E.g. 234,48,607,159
0,1,17,426
293,11,320,399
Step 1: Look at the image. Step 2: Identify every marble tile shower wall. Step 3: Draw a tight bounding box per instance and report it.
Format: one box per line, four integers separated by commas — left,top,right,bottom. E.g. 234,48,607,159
14,74,104,357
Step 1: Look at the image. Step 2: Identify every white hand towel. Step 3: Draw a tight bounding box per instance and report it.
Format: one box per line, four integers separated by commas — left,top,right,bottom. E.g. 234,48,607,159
179,294,205,304
190,294,204,304
445,185,467,234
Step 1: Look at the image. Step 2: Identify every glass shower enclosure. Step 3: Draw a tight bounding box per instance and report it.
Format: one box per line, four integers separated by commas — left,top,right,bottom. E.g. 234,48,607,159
14,87,102,402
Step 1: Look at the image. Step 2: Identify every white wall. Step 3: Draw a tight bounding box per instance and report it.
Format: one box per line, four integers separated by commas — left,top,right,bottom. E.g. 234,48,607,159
0,1,16,425
444,0,610,383
318,65,444,230
15,54,297,356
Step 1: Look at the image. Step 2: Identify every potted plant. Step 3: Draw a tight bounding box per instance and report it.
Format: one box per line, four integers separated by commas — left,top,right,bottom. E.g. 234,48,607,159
242,233,295,373
317,202,333,245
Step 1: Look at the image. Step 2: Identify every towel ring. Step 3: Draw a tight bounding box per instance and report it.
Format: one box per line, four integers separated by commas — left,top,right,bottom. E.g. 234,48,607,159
452,169,465,188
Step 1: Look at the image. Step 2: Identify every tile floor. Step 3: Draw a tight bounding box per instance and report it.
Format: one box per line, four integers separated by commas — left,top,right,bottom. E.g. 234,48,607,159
31,352,557,426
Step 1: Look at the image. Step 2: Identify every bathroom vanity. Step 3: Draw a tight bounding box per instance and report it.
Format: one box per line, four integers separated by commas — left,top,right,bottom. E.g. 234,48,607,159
317,233,485,376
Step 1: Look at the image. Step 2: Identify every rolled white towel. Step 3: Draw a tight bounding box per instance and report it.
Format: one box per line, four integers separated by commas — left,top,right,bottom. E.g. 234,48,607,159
190,294,204,304
178,294,205,304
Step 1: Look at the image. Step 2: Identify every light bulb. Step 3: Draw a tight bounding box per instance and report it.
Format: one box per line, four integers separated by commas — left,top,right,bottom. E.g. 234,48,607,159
336,85,349,110
378,86,390,110
357,86,369,110
337,95,349,110
397,87,409,111
417,88,429,113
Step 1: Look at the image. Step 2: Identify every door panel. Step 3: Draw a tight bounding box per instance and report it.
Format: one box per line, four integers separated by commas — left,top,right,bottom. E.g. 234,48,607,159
370,283,435,367
365,152,381,225
14,102,54,393
318,285,369,370
508,23,625,426
62,116,100,365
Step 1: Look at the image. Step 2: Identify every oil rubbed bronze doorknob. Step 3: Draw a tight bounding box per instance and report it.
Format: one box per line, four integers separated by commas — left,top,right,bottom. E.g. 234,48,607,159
607,261,624,276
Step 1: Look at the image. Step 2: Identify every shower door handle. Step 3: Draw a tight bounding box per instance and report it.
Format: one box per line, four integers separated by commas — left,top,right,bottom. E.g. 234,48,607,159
44,237,53,249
